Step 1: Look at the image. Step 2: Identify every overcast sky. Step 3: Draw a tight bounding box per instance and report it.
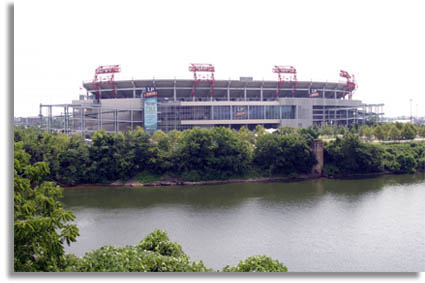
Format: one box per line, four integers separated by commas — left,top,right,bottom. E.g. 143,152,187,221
14,0,425,118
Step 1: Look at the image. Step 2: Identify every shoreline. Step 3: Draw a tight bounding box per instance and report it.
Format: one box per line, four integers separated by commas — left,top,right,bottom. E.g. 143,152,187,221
63,170,424,189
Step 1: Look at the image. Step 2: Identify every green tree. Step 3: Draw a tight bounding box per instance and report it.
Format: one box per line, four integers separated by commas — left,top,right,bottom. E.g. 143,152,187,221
364,126,373,142
324,133,384,175
297,126,319,146
237,126,256,147
64,229,288,272
176,127,252,180
277,126,296,136
320,124,334,136
14,142,79,271
400,123,417,140
373,125,386,141
418,125,425,138
388,125,401,141
222,256,288,272
253,125,266,137
254,133,317,175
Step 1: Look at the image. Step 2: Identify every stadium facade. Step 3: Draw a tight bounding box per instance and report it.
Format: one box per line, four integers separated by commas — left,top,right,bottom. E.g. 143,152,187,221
39,66,384,135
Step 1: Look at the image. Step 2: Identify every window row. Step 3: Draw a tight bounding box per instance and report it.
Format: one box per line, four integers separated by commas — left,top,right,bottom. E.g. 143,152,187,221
179,105,296,120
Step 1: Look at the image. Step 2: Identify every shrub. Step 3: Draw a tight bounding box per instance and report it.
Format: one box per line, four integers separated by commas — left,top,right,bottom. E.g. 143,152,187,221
138,229,186,258
222,256,288,272
254,133,316,175
324,133,384,175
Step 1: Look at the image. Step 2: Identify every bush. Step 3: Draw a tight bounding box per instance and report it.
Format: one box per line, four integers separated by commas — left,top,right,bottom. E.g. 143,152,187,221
176,127,252,180
138,229,186,258
65,246,212,272
324,133,384,175
222,256,288,272
65,230,289,272
396,153,417,173
254,133,316,175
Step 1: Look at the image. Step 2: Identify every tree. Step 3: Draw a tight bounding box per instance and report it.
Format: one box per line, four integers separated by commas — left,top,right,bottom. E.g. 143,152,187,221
400,123,417,140
254,133,317,175
418,125,425,138
373,125,386,141
320,124,334,136
65,229,288,272
237,126,256,147
222,256,288,272
364,126,373,142
297,126,319,146
277,126,296,136
253,125,266,137
388,125,401,141
324,133,384,175
14,142,79,271
176,127,252,180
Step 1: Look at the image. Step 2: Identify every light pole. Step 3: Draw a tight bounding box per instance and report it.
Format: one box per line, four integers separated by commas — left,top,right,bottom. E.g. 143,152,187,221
409,99,413,123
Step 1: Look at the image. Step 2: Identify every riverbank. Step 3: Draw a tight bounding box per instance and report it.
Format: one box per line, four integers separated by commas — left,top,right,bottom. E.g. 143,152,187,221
64,169,425,189
66,173,321,189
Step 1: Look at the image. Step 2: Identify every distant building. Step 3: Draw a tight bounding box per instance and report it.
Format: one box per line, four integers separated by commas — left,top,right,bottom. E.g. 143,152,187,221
40,67,384,135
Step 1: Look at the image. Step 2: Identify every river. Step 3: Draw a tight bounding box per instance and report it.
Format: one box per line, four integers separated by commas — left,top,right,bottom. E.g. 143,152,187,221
62,174,425,272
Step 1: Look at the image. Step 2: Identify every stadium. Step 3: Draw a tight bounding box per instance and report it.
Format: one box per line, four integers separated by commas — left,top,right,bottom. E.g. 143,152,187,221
40,64,384,135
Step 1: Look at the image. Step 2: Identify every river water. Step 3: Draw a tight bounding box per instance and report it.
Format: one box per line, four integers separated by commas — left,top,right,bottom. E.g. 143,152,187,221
62,174,425,272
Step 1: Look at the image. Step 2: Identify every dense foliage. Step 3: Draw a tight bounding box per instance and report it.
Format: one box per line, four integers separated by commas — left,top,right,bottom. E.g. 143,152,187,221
324,133,385,175
64,230,213,272
14,125,319,185
254,132,317,175
63,229,288,272
324,134,425,176
222,256,288,272
14,123,424,185
14,142,79,271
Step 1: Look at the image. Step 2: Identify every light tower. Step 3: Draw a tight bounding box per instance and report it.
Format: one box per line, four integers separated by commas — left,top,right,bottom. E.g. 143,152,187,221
189,63,215,98
272,65,298,97
339,70,356,99
92,65,121,100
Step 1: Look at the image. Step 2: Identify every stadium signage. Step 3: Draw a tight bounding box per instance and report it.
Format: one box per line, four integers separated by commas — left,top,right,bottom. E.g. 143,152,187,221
234,111,247,117
143,86,158,134
143,91,158,98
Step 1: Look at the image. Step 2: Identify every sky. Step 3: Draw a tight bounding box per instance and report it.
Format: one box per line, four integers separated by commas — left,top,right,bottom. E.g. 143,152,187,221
14,0,425,118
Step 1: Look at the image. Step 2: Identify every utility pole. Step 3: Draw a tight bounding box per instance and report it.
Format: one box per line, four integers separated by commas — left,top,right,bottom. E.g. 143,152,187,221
409,99,413,123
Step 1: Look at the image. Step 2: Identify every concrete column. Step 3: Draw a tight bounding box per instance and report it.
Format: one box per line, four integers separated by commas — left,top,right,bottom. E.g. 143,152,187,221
174,80,177,101
346,109,349,125
227,80,230,101
244,85,247,101
311,140,324,176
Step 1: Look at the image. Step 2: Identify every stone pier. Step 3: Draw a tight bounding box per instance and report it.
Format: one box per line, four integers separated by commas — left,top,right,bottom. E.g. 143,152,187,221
311,140,324,176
